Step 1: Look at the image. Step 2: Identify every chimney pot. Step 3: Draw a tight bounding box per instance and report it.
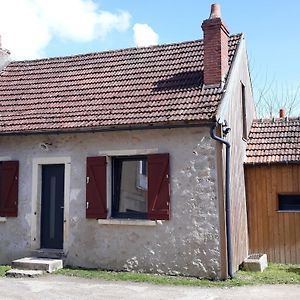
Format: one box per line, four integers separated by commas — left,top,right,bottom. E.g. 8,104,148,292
279,108,285,118
209,3,221,19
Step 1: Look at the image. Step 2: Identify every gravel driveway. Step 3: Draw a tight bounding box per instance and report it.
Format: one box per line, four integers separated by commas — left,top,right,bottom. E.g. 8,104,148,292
0,275,299,300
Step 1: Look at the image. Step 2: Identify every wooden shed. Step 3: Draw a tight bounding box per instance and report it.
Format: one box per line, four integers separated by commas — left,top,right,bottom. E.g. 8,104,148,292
245,116,300,264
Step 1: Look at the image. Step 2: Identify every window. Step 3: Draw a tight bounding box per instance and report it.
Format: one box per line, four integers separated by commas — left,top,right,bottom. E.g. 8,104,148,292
0,161,19,217
278,194,300,211
241,82,247,140
112,156,148,219
86,154,170,220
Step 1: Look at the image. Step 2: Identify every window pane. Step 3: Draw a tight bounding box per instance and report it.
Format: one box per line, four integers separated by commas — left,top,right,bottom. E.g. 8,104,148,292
137,160,147,190
278,194,300,211
141,160,147,175
118,160,147,214
49,176,56,239
241,82,247,139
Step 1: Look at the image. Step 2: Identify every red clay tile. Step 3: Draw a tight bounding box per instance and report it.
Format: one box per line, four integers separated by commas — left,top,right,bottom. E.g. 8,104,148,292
246,117,300,164
0,35,241,134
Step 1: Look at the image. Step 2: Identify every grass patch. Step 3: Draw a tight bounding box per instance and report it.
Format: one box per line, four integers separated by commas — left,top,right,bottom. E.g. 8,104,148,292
0,266,11,277
55,263,300,287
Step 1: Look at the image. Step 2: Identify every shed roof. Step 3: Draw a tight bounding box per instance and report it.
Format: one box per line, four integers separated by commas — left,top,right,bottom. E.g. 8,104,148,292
246,117,300,165
0,34,241,134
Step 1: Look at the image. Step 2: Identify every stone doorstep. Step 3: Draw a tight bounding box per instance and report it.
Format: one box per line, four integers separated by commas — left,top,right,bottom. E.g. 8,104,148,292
11,257,63,273
5,269,44,278
31,248,65,259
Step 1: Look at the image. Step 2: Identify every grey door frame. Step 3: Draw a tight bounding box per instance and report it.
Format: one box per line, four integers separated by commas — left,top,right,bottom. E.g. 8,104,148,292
30,157,71,252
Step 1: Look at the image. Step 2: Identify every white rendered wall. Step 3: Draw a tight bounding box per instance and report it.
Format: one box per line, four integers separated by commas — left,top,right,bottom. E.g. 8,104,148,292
0,127,221,278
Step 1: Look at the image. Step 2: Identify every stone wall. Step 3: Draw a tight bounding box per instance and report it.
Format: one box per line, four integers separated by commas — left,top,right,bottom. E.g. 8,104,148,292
0,127,222,278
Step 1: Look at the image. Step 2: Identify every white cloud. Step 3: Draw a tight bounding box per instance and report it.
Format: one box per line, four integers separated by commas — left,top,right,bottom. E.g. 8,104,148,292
133,23,159,47
0,0,131,60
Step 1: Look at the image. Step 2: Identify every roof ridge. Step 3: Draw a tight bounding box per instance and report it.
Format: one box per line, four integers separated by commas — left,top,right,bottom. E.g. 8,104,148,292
10,33,243,65
253,116,300,122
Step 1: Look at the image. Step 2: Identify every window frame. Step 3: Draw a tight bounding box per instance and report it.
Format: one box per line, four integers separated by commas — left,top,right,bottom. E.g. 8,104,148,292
241,82,247,140
136,160,148,191
278,193,300,212
86,153,170,221
111,155,148,220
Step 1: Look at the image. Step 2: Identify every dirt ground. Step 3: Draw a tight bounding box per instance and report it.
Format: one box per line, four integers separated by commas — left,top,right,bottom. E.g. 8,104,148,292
0,275,299,299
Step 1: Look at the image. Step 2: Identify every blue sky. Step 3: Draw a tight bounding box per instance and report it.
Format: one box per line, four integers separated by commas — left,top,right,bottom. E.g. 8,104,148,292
53,0,300,86
0,0,299,115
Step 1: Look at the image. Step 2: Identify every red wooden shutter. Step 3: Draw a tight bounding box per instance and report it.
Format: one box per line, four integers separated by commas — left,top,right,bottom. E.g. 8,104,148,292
0,161,19,217
148,153,170,220
86,156,107,219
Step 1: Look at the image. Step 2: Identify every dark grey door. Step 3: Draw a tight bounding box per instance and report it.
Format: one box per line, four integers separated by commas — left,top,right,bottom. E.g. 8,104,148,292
41,164,65,249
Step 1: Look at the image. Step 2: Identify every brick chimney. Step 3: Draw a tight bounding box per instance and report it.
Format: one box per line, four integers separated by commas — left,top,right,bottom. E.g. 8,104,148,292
279,108,285,118
201,4,229,87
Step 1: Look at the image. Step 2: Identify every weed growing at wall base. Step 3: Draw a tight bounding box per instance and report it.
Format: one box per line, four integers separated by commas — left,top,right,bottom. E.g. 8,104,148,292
2,264,300,286
54,263,300,287
0,266,11,276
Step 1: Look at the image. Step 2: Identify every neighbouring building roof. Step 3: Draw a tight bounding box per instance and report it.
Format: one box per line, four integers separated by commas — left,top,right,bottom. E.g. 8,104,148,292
246,117,300,164
0,34,241,134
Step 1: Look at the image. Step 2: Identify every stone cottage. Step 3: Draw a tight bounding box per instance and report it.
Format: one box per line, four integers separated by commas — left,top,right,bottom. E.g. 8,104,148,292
0,4,255,279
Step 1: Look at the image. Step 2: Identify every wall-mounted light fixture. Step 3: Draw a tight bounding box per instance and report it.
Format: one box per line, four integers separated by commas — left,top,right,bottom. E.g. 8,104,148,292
38,142,52,152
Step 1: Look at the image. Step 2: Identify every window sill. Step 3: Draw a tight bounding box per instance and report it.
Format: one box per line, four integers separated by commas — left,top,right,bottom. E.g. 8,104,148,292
277,210,300,213
0,217,7,223
97,219,163,226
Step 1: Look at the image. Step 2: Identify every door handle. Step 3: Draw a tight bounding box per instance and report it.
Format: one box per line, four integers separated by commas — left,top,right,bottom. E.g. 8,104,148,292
60,206,64,209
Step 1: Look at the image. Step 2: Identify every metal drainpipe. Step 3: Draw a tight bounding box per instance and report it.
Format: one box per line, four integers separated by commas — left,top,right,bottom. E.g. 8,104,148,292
210,123,233,279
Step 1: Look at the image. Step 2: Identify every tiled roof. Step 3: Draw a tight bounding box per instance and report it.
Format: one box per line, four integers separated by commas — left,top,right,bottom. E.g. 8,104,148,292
246,117,300,164
0,34,242,134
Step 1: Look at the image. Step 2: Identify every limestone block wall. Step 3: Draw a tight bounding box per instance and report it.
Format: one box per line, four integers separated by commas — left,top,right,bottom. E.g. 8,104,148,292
0,127,222,278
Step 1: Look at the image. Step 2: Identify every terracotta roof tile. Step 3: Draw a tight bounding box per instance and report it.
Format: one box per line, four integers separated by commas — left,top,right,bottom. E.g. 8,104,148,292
0,34,242,134
246,117,300,164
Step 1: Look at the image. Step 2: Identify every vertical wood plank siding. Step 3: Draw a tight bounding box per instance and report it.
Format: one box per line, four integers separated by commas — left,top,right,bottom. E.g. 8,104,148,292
245,164,300,263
